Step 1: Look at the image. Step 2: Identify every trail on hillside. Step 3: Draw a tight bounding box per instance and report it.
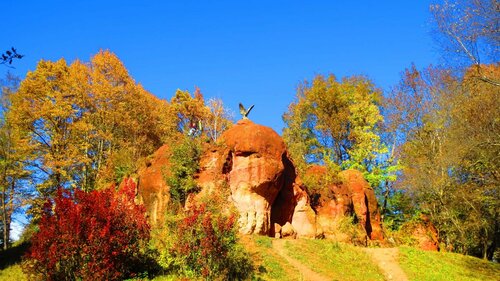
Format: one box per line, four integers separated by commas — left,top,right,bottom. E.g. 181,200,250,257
363,248,409,281
272,239,330,281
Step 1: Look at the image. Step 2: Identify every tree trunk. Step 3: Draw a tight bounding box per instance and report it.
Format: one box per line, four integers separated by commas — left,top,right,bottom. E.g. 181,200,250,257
2,185,8,250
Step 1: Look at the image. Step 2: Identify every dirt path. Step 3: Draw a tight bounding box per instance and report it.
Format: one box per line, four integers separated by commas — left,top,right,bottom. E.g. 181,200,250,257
272,239,330,281
364,248,409,281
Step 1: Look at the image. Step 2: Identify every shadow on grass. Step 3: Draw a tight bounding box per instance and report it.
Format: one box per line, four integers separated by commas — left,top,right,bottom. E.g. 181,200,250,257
463,255,500,279
0,243,29,270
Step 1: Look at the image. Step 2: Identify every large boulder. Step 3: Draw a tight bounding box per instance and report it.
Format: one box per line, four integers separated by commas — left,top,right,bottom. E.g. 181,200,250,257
220,119,317,236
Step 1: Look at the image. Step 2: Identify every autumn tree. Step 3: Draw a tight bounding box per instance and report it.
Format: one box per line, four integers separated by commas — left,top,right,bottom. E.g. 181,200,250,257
169,87,233,142
283,74,394,189
446,64,499,259
431,0,500,86
170,87,210,136
0,73,31,250
7,59,90,219
84,51,174,188
205,98,233,142
8,50,175,219
388,63,499,259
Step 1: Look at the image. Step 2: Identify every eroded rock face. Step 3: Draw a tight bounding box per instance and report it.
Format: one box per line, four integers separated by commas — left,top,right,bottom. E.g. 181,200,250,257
133,120,383,242
136,145,171,226
402,215,440,251
221,119,295,235
132,120,318,237
310,166,384,241
341,170,384,241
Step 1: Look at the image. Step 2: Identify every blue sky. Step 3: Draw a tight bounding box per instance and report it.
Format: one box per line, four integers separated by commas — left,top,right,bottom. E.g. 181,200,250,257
4,0,437,133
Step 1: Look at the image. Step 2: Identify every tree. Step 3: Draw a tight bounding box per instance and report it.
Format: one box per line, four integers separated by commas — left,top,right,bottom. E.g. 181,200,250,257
383,64,455,225
0,73,31,250
431,0,500,86
447,64,499,259
283,74,394,189
7,51,176,219
166,136,202,208
205,98,233,142
170,87,210,136
0,47,23,67
23,179,151,280
85,51,173,188
7,59,90,219
389,63,500,259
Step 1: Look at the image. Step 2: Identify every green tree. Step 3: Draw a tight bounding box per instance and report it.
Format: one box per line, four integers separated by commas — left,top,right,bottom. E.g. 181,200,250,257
283,74,394,188
166,136,202,209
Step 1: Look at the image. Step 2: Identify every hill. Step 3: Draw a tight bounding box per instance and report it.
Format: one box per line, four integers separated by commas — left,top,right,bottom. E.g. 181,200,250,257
1,237,499,280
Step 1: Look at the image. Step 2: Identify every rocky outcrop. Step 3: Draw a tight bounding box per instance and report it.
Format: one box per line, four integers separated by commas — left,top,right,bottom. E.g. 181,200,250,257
133,119,383,242
309,166,384,241
341,169,384,241
220,119,318,237
136,144,171,226
401,215,440,251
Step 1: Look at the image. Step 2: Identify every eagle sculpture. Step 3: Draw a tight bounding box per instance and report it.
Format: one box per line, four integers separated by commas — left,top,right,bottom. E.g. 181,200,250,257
239,103,254,119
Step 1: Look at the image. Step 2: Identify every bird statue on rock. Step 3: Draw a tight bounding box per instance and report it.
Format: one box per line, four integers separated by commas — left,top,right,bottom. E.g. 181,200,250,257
239,103,254,120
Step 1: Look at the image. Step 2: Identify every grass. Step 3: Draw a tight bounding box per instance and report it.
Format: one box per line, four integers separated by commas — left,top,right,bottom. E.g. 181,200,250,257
0,264,26,281
399,246,500,281
284,239,385,281
0,243,29,281
3,238,500,281
242,235,300,280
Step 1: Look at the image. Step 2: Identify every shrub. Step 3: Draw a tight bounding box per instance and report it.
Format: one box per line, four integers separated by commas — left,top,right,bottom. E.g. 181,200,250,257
23,179,151,281
165,137,201,208
159,203,252,279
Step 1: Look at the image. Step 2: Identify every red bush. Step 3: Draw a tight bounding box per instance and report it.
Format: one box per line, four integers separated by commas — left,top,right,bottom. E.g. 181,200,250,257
170,203,239,278
23,179,151,281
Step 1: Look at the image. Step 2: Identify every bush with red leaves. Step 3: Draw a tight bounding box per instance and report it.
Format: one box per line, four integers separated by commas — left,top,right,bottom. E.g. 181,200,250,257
167,203,252,279
23,179,151,281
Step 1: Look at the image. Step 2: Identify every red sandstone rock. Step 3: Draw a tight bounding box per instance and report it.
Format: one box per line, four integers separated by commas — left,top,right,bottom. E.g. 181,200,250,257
135,120,401,241
340,170,384,241
136,144,171,226
221,119,297,235
133,120,319,237
403,215,440,251
290,183,320,238
308,166,384,241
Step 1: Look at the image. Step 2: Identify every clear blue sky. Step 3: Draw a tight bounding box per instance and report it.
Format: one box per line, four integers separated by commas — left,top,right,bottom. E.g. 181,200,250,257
4,0,437,133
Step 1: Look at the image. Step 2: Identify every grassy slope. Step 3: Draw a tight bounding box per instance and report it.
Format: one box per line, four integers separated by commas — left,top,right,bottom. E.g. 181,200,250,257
242,235,301,281
0,243,28,281
2,239,500,281
399,246,500,281
283,239,385,281
0,264,25,281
